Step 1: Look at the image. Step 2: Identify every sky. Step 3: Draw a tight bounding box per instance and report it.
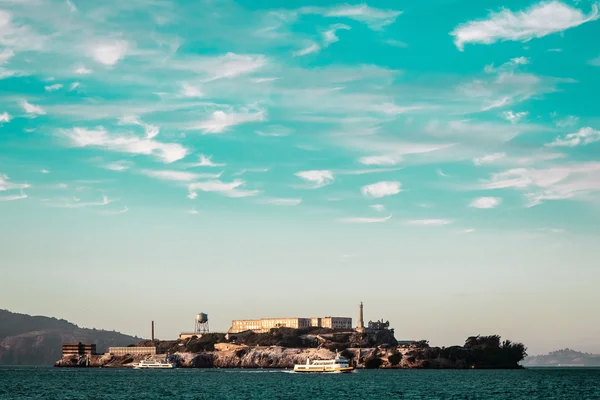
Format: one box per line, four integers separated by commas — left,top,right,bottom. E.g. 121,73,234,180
1,0,600,355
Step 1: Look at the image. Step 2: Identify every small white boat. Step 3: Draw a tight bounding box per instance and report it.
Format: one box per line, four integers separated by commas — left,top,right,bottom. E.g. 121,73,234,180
293,353,355,374
134,357,176,369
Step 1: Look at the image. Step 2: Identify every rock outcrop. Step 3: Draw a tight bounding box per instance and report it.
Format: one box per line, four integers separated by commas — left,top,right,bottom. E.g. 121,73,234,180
54,330,526,369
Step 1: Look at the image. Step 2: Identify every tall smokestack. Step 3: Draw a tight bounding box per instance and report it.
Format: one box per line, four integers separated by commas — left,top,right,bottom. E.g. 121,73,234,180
151,321,155,342
358,302,364,331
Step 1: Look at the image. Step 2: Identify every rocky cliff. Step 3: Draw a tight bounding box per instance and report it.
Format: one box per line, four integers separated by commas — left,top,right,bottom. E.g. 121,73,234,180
55,331,526,369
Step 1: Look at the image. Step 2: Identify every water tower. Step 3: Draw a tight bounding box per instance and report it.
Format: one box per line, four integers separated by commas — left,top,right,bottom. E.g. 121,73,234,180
194,312,209,334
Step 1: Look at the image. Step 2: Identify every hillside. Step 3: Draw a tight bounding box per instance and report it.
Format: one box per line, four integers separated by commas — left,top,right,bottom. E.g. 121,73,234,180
523,349,600,367
0,309,142,365
57,330,527,370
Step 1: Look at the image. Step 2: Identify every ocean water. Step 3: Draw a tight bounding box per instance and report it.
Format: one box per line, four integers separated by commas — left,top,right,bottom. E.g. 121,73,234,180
1,367,600,399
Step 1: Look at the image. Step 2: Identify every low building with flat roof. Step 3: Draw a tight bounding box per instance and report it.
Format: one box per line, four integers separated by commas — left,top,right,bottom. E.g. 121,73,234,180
62,343,97,356
108,346,156,356
229,316,352,333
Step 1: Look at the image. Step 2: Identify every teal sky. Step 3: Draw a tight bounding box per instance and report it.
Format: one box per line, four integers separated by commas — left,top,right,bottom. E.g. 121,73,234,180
1,0,600,354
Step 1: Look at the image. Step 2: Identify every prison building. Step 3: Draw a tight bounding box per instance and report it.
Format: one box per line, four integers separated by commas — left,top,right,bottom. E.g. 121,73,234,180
108,346,157,356
62,342,97,356
228,316,352,333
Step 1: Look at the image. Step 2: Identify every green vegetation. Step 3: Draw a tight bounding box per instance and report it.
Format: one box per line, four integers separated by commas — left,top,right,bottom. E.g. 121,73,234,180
404,335,527,369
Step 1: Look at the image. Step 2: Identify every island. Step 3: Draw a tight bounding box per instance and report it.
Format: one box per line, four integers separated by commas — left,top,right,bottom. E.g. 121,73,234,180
54,328,527,369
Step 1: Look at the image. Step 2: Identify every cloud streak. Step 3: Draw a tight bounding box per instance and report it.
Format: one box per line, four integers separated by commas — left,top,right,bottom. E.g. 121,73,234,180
361,181,401,198
339,214,392,223
451,1,599,50
188,180,260,198
545,127,600,147
61,127,188,163
295,170,334,188
470,197,502,209
141,169,222,182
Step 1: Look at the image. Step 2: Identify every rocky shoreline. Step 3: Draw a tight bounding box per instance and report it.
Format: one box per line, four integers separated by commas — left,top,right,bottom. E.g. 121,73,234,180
55,333,527,370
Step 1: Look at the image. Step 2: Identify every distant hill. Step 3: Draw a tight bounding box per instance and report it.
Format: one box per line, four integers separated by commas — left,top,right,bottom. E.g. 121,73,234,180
523,348,600,367
0,309,142,365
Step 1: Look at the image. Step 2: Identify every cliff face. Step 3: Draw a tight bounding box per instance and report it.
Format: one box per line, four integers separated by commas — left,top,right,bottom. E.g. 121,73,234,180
0,310,141,365
54,343,522,369
53,330,526,369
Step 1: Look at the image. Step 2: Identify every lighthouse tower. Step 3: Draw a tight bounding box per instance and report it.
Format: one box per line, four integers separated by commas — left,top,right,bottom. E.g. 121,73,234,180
357,302,365,332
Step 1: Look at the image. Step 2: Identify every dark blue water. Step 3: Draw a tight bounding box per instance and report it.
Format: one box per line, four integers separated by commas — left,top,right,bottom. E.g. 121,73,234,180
1,367,600,399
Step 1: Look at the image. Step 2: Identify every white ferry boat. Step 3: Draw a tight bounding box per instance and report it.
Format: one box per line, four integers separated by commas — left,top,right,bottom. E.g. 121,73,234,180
293,353,355,374
134,358,176,369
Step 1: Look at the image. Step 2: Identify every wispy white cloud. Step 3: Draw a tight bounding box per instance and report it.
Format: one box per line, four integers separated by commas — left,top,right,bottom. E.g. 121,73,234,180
104,160,132,171
0,174,30,191
266,197,302,206
61,127,188,163
118,115,160,139
545,127,600,147
69,82,80,91
256,125,291,137
474,152,507,166
590,55,600,66
555,115,579,128
338,167,402,175
295,170,334,188
322,23,351,46
54,195,112,208
405,219,452,226
0,112,10,123
40,169,50,174
339,214,392,223
90,40,129,66
233,168,269,176
179,83,203,98
470,197,502,209
0,191,27,202
66,0,77,12
189,154,225,168
370,204,385,212
351,139,454,167
451,1,599,50
484,57,530,74
44,83,63,92
96,206,129,215
503,111,528,124
188,208,198,215
293,42,320,57
0,48,14,65
21,100,46,116
482,163,600,206
459,228,476,234
319,4,402,30
481,96,511,112
188,180,260,198
361,181,401,198
359,155,402,166
171,53,267,81
141,169,222,182
385,39,408,48
436,169,449,178
74,65,92,75
190,107,265,134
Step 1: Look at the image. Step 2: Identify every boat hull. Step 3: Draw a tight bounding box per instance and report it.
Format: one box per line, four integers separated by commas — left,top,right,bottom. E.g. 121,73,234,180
293,366,355,374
